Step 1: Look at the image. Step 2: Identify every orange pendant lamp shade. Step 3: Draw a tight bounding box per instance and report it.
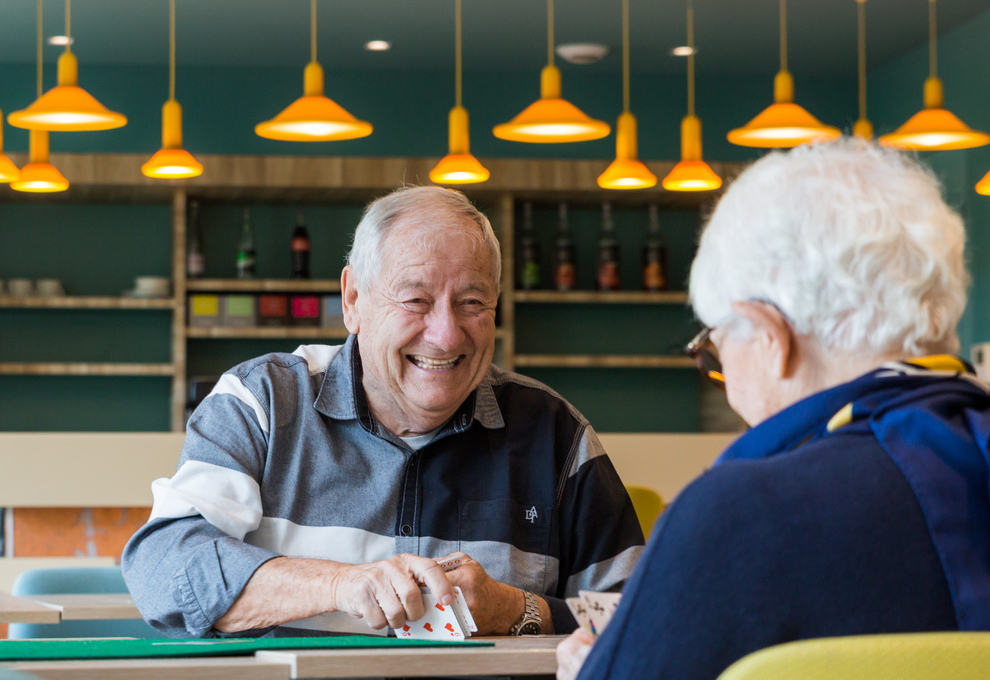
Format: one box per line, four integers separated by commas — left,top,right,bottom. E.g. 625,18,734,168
143,101,203,178
431,106,490,184
0,113,21,183
664,115,721,191
879,77,989,150
598,112,656,189
976,170,990,196
494,64,610,143
8,51,126,132
728,71,840,148
11,129,68,192
256,61,373,141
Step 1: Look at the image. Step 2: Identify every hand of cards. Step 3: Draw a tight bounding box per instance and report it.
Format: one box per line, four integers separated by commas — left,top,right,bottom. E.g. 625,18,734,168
394,586,478,640
566,591,622,636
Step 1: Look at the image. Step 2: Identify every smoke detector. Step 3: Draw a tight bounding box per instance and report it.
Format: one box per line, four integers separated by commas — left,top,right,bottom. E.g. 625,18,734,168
555,43,610,65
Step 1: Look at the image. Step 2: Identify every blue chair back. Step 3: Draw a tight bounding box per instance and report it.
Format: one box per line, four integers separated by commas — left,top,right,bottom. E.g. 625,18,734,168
8,566,164,639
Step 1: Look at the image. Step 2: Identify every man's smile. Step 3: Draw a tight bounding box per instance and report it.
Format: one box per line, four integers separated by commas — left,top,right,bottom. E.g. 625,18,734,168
407,354,464,370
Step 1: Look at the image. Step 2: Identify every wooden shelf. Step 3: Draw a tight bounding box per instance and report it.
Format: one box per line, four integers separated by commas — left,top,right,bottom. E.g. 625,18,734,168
185,279,341,293
0,296,176,309
0,363,177,376
186,326,350,339
513,291,689,304
513,355,696,369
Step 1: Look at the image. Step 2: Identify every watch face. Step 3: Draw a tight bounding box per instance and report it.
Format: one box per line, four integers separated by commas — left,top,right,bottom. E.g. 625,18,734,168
519,620,542,636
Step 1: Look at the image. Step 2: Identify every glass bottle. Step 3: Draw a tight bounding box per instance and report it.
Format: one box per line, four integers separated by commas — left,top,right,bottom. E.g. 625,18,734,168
553,202,576,291
291,209,311,279
596,202,621,291
642,204,668,291
236,208,257,279
186,200,205,279
519,201,541,290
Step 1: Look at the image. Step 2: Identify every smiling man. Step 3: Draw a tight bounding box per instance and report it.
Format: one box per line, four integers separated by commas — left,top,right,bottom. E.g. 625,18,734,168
123,186,644,639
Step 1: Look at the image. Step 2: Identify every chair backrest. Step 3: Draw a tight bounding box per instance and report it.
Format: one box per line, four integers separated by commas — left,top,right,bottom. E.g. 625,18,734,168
716,632,990,680
8,566,164,639
624,484,664,538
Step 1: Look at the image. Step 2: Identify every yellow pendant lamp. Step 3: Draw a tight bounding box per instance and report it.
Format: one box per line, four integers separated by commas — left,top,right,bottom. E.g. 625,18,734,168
727,0,840,148
8,0,126,132
879,0,988,151
976,172,990,195
852,0,873,139
493,0,610,143
0,112,21,183
142,0,203,179
430,0,489,185
256,0,372,142
662,0,721,192
597,0,656,190
12,0,68,193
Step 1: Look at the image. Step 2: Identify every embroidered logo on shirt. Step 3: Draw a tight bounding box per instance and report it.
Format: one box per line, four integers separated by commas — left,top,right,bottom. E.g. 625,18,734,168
525,506,538,523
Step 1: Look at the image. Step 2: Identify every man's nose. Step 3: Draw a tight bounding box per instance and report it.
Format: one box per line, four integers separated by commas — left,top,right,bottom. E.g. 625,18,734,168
422,303,466,348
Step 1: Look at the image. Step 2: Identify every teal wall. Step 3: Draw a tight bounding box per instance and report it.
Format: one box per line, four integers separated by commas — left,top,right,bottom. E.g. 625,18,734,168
0,55,860,433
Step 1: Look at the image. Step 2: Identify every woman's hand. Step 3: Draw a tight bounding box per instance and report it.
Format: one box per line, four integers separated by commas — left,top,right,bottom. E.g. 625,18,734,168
555,628,596,680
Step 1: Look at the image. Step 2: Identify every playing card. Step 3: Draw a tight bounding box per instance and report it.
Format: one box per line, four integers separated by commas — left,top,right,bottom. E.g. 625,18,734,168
395,590,467,640
436,556,464,572
565,597,595,636
579,590,622,635
451,586,477,633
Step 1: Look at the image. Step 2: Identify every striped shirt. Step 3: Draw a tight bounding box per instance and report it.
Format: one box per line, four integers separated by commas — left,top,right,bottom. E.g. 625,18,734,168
122,335,644,637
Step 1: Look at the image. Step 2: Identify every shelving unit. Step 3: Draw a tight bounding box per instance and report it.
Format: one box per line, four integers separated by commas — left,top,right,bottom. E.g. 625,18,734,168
0,152,745,433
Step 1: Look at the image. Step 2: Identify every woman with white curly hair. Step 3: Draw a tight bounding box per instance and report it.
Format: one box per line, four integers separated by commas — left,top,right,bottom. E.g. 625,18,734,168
556,139,990,680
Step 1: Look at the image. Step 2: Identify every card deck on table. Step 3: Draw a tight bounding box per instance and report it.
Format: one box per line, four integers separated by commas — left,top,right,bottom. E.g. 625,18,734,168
576,591,622,636
394,587,474,640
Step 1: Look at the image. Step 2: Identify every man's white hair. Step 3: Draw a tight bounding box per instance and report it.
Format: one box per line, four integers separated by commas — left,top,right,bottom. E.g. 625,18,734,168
347,186,501,293
689,138,968,357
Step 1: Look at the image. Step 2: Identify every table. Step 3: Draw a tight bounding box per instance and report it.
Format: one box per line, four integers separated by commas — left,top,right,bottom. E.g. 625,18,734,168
0,592,60,625
23,594,140,621
3,655,291,680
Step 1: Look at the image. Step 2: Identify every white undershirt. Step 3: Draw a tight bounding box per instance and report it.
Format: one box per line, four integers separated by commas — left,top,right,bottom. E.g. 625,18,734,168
399,426,442,451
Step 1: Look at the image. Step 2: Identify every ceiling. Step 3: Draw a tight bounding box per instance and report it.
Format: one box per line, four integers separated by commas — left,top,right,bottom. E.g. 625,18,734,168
0,0,988,77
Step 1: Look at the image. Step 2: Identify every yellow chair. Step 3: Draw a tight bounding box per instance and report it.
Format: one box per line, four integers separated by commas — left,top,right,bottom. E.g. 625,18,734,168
624,484,664,538
717,632,990,680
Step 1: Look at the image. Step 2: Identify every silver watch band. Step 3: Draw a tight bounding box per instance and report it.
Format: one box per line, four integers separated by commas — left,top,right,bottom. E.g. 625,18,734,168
510,590,542,635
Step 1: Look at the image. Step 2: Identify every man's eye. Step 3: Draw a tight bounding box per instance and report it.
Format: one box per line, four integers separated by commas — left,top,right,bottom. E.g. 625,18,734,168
402,299,430,311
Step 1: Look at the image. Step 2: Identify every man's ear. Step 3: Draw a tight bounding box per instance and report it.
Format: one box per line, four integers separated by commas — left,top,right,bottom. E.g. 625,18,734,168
729,300,796,379
341,266,361,335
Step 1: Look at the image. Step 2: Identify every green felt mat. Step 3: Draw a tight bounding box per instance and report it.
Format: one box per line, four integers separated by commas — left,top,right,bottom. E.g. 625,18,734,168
0,636,492,661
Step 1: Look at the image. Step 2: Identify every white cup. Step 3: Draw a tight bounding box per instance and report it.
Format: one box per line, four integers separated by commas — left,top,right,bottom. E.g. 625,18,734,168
133,276,170,297
36,278,65,296
8,278,34,296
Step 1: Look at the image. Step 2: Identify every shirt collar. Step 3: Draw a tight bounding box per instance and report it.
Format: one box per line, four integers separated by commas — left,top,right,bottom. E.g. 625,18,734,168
314,334,505,431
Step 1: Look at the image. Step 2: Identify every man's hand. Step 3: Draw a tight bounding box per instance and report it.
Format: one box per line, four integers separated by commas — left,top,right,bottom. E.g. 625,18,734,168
437,551,550,635
328,554,456,630
555,629,596,680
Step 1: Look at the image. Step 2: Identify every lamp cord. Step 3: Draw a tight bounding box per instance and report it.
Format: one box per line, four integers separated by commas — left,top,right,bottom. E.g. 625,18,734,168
687,0,695,117
311,0,317,63
779,0,787,72
622,0,629,113
857,0,867,121
547,0,554,66
929,0,937,78
455,0,462,108
37,0,43,97
65,0,71,53
169,0,175,101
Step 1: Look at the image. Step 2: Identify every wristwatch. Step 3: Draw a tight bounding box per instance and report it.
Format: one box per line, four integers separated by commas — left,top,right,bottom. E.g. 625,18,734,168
509,590,543,636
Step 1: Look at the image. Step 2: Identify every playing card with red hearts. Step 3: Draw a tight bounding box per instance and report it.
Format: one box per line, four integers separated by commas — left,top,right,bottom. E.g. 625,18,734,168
395,590,467,640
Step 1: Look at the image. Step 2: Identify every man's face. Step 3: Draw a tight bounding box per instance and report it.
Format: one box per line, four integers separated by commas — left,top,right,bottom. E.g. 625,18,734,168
342,216,498,436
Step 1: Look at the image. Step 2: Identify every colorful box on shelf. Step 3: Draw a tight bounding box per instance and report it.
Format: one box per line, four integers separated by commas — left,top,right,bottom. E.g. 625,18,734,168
258,294,289,327
322,295,345,329
223,295,257,327
188,294,221,327
291,295,320,327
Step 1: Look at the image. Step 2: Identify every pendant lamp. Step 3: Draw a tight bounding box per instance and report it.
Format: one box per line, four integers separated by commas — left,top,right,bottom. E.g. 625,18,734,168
142,0,203,179
493,0,610,143
12,0,68,193
976,172,990,196
430,0,489,185
0,113,21,183
256,0,372,142
879,0,988,151
662,0,721,192
597,0,656,190
727,0,840,148
852,0,873,139
8,0,126,132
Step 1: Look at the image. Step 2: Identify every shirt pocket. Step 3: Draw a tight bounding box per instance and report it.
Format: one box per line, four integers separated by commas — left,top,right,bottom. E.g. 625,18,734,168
458,499,553,594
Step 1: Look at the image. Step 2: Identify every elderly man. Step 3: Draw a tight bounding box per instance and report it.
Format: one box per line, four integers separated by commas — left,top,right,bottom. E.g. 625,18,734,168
123,186,643,638
557,139,990,680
